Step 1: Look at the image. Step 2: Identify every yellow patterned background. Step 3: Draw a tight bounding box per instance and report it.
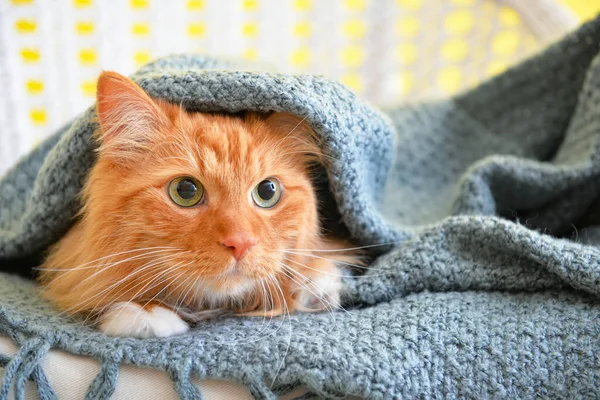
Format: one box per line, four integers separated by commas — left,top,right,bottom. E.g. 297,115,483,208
0,0,599,174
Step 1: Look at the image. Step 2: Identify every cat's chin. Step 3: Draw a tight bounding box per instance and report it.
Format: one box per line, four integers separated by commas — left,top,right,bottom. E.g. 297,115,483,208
197,273,257,304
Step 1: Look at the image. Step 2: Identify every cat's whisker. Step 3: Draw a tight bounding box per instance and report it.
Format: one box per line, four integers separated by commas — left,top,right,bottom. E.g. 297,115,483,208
146,262,197,307
242,279,270,341
259,279,270,323
102,261,195,324
282,250,371,270
277,262,342,316
36,247,180,273
278,260,348,329
260,276,283,336
72,253,182,301
59,255,184,318
76,251,188,287
276,262,320,305
41,250,182,301
140,269,189,311
285,257,395,280
127,260,192,305
173,274,202,316
95,258,177,303
228,278,275,346
241,276,285,341
58,264,163,319
269,274,292,389
64,269,164,323
161,156,193,163
285,258,352,280
256,277,278,339
278,264,344,342
203,277,275,347
281,241,403,253
172,141,199,171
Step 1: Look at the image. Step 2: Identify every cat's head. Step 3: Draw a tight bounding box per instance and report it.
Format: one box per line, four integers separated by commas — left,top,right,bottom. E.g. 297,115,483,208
76,71,325,310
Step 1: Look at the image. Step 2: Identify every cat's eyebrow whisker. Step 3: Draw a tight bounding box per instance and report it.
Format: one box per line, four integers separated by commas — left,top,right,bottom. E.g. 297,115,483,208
169,135,200,172
279,150,340,163
273,115,308,149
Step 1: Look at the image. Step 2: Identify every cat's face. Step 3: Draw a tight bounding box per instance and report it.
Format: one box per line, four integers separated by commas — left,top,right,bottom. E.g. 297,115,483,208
79,72,323,308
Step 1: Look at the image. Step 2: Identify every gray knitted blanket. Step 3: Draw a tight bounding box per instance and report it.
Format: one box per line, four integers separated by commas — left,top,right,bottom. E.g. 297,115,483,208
2,16,600,400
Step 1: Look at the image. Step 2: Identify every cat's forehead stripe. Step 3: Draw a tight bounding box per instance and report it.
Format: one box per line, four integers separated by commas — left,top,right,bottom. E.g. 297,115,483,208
187,120,266,180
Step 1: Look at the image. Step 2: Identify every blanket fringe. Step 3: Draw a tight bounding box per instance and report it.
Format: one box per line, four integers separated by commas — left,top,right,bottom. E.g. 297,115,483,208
86,359,120,400
31,365,57,400
168,362,203,400
0,336,55,400
241,377,277,400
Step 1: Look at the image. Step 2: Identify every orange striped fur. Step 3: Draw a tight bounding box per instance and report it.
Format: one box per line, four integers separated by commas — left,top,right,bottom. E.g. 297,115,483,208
38,71,358,324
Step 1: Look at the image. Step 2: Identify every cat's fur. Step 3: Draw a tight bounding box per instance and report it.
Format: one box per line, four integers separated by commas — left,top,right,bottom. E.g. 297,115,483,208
38,71,359,338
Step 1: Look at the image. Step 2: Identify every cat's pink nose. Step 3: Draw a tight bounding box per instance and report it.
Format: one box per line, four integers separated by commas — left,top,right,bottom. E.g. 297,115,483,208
220,233,257,261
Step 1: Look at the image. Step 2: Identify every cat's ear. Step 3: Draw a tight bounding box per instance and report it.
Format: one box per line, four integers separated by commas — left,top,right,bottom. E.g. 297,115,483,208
263,112,323,163
95,71,167,159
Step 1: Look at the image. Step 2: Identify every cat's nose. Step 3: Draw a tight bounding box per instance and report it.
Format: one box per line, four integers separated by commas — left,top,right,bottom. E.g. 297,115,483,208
220,233,257,261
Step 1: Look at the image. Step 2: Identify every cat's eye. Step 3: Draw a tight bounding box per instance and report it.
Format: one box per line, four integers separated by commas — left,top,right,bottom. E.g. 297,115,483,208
252,178,282,208
168,176,204,207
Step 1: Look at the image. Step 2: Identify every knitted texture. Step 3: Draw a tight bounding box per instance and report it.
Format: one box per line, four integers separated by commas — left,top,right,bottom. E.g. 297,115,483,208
1,17,600,399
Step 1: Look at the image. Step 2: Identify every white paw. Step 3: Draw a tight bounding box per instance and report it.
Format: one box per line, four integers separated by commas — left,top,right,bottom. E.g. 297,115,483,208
295,268,342,311
99,302,189,338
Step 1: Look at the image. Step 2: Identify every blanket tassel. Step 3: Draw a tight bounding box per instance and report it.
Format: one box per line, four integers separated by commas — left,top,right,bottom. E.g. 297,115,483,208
85,359,120,400
241,376,277,400
0,337,56,400
169,363,203,400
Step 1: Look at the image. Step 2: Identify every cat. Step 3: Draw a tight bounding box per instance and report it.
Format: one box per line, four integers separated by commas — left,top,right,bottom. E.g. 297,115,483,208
38,71,361,338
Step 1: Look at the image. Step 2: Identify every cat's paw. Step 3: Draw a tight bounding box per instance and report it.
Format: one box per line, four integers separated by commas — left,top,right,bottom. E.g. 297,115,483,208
294,262,342,311
99,302,189,338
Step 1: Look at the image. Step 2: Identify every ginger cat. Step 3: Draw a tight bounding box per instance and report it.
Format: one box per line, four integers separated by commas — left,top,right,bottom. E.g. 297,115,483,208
38,71,359,338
